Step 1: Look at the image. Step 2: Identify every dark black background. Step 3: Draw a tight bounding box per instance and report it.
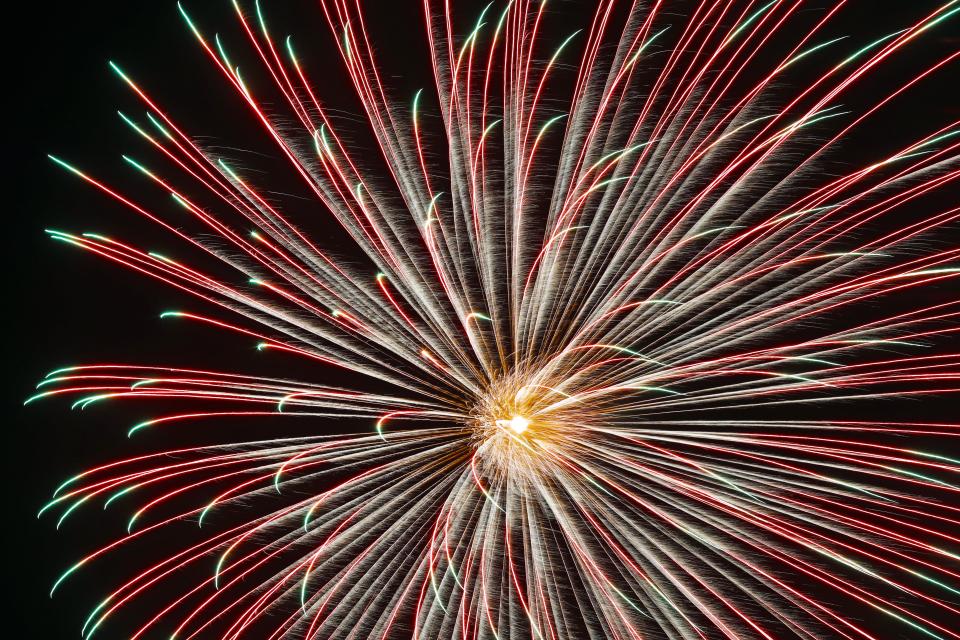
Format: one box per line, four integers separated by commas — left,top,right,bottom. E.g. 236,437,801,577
9,1,959,637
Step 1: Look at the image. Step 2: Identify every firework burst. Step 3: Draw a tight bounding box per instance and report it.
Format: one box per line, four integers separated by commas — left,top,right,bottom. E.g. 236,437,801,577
32,1,960,638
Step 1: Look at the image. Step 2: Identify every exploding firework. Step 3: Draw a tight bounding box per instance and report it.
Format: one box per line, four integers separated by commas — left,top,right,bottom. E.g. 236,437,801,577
31,1,960,638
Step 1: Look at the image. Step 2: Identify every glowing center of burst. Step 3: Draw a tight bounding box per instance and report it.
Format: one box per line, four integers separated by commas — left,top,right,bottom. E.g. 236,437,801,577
497,415,530,435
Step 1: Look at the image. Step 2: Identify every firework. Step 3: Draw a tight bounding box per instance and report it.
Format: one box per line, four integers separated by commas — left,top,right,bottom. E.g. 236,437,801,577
32,1,960,638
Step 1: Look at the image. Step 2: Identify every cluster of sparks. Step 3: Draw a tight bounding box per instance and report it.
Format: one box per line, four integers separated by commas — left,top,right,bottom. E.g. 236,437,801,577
31,0,960,638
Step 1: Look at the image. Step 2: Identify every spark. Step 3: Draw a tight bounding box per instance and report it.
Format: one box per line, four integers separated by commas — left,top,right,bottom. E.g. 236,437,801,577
29,1,960,639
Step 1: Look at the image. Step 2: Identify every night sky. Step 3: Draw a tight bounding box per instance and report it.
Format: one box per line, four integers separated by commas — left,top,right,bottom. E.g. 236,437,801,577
11,1,959,637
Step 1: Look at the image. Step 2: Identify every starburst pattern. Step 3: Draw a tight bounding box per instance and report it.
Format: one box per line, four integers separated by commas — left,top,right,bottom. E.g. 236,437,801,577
32,1,960,638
